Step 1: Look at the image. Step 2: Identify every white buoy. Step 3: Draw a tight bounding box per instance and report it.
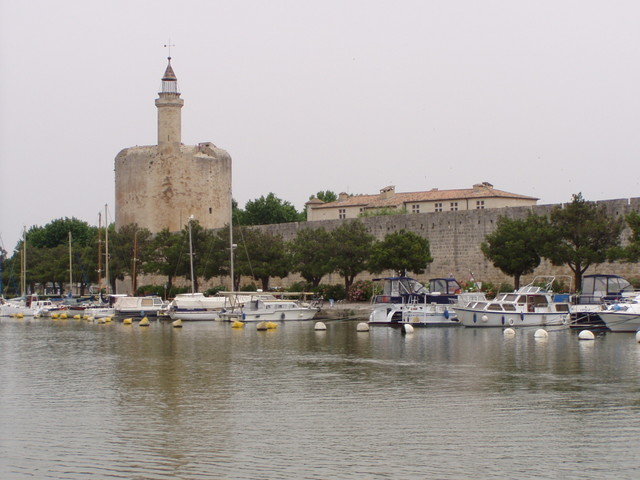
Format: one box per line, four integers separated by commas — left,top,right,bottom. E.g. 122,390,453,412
402,323,414,334
172,319,183,328
635,331,640,343
256,321,268,331
503,327,516,336
356,322,370,332
314,321,327,331
534,329,548,338
579,330,596,341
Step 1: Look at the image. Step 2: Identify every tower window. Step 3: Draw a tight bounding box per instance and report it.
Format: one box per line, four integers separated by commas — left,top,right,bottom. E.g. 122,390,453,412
339,208,346,219
209,207,213,214
434,203,443,212
476,201,485,209
412,204,420,214
450,202,458,211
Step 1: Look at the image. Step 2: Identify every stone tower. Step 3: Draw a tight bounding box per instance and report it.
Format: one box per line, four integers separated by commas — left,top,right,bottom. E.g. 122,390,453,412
115,57,232,233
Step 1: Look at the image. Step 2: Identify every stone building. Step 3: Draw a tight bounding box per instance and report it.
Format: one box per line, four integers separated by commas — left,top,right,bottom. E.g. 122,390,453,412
305,182,538,221
115,57,231,232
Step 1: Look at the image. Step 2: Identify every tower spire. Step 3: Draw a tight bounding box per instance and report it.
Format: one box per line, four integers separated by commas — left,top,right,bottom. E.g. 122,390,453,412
155,56,184,152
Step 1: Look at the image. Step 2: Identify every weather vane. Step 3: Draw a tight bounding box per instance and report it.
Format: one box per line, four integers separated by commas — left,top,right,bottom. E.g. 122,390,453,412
164,40,175,58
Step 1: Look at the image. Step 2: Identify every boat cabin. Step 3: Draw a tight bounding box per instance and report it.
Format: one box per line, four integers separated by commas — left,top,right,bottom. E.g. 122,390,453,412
575,274,634,305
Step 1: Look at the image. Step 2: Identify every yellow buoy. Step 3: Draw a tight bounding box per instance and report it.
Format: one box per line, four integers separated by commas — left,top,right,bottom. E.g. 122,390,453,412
231,320,245,328
73,314,81,319
266,321,278,330
139,317,150,327
122,317,133,325
17,312,24,318
256,321,268,331
172,319,183,328
51,313,59,319
97,317,107,324
60,313,68,319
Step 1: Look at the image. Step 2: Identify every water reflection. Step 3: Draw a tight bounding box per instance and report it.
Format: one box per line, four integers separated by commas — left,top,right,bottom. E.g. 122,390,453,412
1,318,640,479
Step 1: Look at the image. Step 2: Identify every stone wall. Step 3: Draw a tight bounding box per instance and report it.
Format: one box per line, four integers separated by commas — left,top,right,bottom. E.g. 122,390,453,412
126,197,640,295
257,197,640,289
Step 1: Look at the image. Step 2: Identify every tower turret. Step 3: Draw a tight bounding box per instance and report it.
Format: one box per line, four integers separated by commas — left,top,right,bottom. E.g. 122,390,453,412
155,57,184,153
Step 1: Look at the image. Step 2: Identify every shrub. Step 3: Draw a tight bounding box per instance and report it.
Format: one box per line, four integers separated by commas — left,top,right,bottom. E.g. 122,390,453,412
316,283,346,301
287,281,312,292
205,285,226,296
347,280,378,302
240,282,258,292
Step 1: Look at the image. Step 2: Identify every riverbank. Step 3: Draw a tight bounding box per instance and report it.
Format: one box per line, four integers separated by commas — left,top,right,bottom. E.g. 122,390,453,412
316,301,370,320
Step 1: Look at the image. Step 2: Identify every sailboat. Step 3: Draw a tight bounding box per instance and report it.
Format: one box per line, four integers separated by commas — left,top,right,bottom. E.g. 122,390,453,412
167,215,226,320
0,228,35,317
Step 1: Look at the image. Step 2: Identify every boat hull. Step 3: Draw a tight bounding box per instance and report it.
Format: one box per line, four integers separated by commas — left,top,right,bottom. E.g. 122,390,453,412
221,308,318,322
455,308,570,328
599,312,640,332
168,310,220,321
368,304,459,327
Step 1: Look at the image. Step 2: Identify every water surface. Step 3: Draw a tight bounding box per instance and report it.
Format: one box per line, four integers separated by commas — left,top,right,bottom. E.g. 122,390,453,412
1,318,639,479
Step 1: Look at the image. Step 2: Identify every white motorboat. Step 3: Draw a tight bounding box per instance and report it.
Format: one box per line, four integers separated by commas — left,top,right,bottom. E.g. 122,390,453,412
0,296,35,317
570,274,635,330
219,292,320,322
368,277,478,327
598,295,640,332
454,277,571,328
167,293,228,321
113,295,167,318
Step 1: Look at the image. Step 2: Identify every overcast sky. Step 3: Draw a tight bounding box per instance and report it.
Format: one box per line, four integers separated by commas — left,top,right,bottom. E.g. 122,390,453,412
1,0,639,251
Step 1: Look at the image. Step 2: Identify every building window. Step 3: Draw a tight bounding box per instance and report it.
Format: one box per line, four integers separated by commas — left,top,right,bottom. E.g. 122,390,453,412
339,208,346,219
450,202,458,211
434,202,443,212
476,200,485,209
359,207,364,213
412,204,420,214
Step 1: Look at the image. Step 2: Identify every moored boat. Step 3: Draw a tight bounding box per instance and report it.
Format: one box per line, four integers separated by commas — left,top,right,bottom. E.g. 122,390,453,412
453,276,571,328
369,277,478,327
219,292,320,322
113,295,167,318
598,295,640,332
570,274,635,331
167,293,227,321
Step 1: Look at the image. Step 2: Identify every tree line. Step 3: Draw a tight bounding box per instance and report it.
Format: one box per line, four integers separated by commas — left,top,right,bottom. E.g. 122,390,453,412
1,192,638,299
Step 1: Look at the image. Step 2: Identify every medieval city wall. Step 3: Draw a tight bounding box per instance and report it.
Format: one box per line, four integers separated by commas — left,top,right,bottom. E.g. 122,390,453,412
257,197,640,289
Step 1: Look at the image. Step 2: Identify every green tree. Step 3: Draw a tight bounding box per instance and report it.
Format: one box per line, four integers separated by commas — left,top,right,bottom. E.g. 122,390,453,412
329,220,375,292
481,215,550,289
288,227,334,287
109,224,153,294
146,229,185,292
27,217,94,249
540,193,625,291
622,211,640,262
369,229,433,277
312,190,338,203
235,228,290,291
241,193,303,225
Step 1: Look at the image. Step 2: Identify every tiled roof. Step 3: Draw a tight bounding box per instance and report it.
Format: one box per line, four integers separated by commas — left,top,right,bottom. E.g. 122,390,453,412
310,185,537,210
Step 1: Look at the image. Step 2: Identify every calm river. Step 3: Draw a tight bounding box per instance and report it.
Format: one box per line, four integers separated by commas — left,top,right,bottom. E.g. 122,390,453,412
1,317,639,479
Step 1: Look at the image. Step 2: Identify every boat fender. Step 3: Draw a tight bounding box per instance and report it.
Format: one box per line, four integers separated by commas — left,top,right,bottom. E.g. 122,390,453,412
481,315,488,323
508,318,515,326
444,309,449,319
473,313,477,324
281,313,285,320
520,313,525,322
534,329,548,339
242,312,246,320
501,315,505,325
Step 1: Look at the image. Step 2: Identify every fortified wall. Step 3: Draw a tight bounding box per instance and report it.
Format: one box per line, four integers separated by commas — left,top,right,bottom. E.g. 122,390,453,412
257,197,640,289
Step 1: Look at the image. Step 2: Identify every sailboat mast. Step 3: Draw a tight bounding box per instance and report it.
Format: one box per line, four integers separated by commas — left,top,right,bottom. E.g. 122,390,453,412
21,227,26,296
68,231,73,297
188,216,195,294
229,191,234,291
104,204,110,294
97,212,102,293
